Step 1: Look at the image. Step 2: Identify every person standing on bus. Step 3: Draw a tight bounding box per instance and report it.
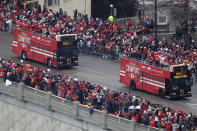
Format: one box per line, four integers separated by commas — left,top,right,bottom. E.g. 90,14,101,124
1,10,5,31
6,16,12,32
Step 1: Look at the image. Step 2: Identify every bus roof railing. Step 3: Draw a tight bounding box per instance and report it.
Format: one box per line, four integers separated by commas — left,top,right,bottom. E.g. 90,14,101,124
13,27,54,40
124,56,191,71
13,27,77,41
123,55,170,71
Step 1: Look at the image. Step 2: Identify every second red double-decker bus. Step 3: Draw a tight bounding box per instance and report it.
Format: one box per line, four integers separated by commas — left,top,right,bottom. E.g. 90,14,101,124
12,28,78,67
120,57,192,98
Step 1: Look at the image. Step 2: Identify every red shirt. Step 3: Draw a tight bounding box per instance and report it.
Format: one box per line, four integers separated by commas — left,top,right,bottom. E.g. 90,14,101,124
149,120,155,127
166,124,172,131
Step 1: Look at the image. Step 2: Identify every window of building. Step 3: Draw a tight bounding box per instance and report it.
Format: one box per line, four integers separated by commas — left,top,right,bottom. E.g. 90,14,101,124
55,0,60,6
159,16,166,23
44,0,47,6
48,0,53,6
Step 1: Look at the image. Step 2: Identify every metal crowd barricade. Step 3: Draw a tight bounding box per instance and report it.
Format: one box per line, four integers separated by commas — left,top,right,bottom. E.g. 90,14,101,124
79,44,121,61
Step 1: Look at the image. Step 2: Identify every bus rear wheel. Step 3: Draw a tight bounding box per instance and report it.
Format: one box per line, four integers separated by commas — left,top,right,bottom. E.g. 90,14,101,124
47,58,52,67
22,51,27,60
130,80,136,90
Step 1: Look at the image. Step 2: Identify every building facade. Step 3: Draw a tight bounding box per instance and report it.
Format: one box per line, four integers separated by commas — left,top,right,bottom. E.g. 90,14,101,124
35,0,91,18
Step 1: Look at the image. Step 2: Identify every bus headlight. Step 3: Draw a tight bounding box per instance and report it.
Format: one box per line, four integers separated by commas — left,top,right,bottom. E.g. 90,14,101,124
173,86,178,90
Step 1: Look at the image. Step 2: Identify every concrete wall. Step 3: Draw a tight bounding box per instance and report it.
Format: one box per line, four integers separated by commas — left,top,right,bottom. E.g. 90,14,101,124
0,96,83,131
0,80,165,131
36,0,91,18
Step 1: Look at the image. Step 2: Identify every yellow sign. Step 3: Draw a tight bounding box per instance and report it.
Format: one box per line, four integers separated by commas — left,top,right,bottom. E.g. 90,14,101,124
108,16,114,22
63,41,72,46
67,58,71,64
174,75,187,79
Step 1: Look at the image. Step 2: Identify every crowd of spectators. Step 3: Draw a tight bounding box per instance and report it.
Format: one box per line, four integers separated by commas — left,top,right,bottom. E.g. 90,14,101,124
0,58,197,130
2,0,197,68
0,1,197,129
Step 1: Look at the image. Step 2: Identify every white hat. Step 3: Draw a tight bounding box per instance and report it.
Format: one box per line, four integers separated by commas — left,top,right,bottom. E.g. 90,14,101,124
74,78,78,81
47,69,50,72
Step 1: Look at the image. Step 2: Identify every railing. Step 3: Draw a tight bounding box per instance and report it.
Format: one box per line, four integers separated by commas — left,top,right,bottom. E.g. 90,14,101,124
124,56,170,71
0,79,165,131
79,44,170,71
79,44,120,60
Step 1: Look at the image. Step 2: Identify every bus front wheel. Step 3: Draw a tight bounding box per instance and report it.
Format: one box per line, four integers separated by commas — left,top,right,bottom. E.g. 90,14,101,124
130,80,136,90
22,51,27,60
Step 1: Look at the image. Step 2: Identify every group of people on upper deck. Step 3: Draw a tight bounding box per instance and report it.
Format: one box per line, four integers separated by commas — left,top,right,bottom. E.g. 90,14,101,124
0,0,197,69
0,0,197,130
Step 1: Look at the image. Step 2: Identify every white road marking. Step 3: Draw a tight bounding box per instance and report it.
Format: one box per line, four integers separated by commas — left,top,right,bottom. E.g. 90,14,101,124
185,103,197,106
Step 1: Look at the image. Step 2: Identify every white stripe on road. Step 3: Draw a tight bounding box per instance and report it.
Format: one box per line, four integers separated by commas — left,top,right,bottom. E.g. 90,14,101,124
185,103,197,106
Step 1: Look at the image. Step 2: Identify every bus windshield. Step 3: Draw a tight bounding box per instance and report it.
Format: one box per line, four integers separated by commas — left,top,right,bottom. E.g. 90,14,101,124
57,46,77,57
57,39,78,58
172,78,190,90
183,78,190,87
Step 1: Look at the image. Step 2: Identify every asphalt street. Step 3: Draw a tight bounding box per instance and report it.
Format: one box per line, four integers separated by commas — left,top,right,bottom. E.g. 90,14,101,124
0,31,197,114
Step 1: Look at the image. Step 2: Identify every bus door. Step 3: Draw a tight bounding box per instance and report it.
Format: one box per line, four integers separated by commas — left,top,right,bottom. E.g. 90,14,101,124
31,40,43,63
12,32,20,55
52,49,56,65
141,71,147,91
120,58,126,85
31,40,41,62
143,71,155,94
45,45,51,64
30,40,36,61
26,39,32,59
46,45,55,65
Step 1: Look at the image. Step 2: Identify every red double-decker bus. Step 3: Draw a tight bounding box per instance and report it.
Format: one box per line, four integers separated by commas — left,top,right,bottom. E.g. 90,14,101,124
120,57,192,98
12,28,78,67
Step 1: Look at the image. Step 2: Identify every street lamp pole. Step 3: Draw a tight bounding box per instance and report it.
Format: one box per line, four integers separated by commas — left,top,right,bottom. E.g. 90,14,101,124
110,4,113,16
155,0,158,43
143,0,145,18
